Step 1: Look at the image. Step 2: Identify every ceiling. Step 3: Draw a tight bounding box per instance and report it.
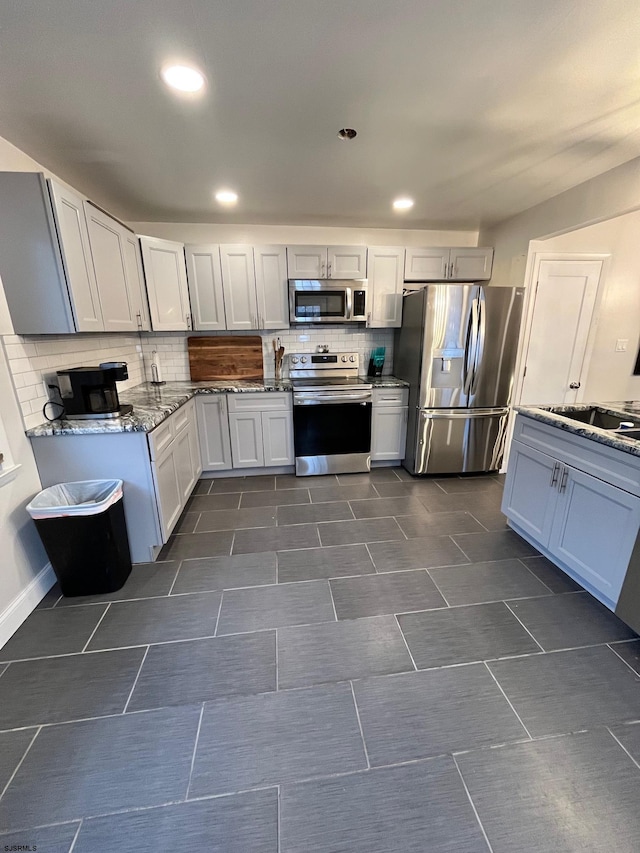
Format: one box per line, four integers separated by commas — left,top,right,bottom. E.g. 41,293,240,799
1,0,640,229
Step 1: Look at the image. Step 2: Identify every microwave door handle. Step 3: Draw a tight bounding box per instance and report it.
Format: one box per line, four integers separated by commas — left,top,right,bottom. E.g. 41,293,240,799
345,287,352,320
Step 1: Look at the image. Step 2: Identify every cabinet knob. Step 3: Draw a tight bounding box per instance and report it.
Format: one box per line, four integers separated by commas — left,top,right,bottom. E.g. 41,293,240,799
569,381,581,389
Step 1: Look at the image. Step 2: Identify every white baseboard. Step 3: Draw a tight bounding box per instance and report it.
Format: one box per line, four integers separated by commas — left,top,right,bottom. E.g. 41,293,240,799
0,562,56,650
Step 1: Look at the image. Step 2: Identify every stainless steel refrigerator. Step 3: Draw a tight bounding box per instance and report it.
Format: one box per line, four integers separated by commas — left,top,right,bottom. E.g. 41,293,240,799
394,285,524,475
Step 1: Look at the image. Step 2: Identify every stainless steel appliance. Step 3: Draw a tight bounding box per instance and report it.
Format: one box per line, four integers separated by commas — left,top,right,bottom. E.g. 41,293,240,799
290,352,372,475
56,362,133,419
394,285,524,474
289,279,368,324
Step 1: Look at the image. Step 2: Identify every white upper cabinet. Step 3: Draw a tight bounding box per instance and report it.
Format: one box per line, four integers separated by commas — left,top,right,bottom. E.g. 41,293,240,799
140,236,191,331
185,245,226,331
286,245,367,279
49,181,104,331
367,247,405,328
121,230,150,331
254,245,289,329
404,247,493,281
220,245,258,331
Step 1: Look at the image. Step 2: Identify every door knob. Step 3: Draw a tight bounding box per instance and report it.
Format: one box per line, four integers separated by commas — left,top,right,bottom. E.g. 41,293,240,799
569,381,581,389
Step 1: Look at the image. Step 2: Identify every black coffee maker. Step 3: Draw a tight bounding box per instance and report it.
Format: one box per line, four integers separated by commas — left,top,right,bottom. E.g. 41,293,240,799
56,362,133,419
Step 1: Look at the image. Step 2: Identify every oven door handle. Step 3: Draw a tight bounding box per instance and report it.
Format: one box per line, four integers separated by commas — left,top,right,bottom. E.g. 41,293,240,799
294,392,372,405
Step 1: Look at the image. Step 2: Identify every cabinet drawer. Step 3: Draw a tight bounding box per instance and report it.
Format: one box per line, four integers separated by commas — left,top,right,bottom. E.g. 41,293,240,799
172,399,192,434
148,418,174,460
227,392,292,413
372,387,408,407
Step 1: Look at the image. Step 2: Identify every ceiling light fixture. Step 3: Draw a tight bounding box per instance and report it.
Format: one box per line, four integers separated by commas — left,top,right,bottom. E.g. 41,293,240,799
215,189,238,205
393,197,414,211
337,128,357,140
161,64,205,93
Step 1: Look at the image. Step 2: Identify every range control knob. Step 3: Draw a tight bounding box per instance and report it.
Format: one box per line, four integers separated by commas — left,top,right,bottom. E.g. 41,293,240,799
301,356,308,364
341,355,348,362
291,357,299,364
349,355,356,363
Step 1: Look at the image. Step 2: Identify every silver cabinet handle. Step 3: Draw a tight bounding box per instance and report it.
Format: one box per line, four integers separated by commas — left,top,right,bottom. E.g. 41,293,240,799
550,462,560,487
327,262,332,278
569,381,581,389
321,262,326,277
367,312,371,327
559,466,569,492
186,313,192,329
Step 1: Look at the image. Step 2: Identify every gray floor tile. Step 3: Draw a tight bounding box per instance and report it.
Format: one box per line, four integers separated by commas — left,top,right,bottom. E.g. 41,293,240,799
466,507,510,531
127,632,276,711
190,683,367,796
195,506,276,532
0,823,80,853
610,720,640,761
281,756,488,853
277,501,353,525
310,484,379,503
55,562,180,607
456,729,640,853
429,558,552,606
36,582,62,609
209,475,276,493
610,639,640,674
353,665,526,765
420,490,504,514
434,476,504,495
398,601,541,668
277,544,375,583
173,510,200,534
317,517,404,546
86,592,222,650
0,648,145,728
372,480,445,498
0,728,36,791
171,552,276,594
75,789,278,853
330,570,446,620
277,474,337,490
0,705,200,830
278,616,414,688
217,580,334,634
192,479,213,495
232,524,319,554
0,605,108,662
367,535,469,572
158,530,234,561
488,645,640,736
349,496,428,519
397,510,485,538
187,493,241,512
337,470,402,484
452,529,539,562
519,555,582,593
507,591,636,651
240,490,310,508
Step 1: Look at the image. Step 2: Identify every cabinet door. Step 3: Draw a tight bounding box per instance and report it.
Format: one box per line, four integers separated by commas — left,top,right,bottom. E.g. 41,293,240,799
371,406,408,461
254,245,289,329
197,396,233,471
449,248,493,281
501,440,559,544
404,248,450,281
153,441,182,540
549,467,640,606
84,204,138,333
185,245,226,331
48,180,104,331
173,425,195,504
229,411,264,468
122,231,150,331
328,246,367,279
286,246,326,278
367,247,405,328
140,236,191,331
220,245,258,331
262,411,294,466
188,407,203,486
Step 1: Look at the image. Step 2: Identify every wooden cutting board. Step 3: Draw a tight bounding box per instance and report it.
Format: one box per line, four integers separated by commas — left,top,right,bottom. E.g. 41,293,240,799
187,336,264,381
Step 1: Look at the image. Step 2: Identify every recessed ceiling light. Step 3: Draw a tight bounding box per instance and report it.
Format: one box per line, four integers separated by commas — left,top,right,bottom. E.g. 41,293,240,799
161,64,205,93
215,189,238,205
393,197,414,211
337,128,357,140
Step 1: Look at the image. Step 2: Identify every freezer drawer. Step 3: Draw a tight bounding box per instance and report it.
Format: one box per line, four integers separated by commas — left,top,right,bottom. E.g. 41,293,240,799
407,408,509,475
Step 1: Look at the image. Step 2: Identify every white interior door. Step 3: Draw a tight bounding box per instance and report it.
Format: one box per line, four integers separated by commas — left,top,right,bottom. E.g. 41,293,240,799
519,259,603,405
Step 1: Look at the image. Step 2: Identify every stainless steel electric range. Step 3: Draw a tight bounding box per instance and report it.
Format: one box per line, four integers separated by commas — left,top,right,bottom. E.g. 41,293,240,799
289,352,373,476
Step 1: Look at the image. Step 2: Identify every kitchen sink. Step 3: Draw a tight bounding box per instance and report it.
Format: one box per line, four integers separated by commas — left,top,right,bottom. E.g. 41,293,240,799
548,406,640,431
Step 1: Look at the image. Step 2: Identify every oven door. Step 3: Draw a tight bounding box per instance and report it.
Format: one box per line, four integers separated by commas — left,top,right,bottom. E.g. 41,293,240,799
293,392,372,475
289,281,349,323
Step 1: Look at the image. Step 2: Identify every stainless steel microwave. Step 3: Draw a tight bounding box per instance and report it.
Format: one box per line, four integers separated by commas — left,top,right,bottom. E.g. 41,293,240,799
289,279,368,324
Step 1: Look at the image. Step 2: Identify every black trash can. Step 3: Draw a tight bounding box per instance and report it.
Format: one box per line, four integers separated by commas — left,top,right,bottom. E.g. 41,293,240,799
27,480,132,597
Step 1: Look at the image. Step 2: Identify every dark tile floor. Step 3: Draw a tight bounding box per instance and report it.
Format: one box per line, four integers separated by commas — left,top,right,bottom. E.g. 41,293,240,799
1,468,640,852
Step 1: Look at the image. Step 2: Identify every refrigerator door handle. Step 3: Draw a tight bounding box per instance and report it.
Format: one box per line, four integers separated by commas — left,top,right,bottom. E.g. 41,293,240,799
462,298,477,396
471,291,487,395
420,407,509,419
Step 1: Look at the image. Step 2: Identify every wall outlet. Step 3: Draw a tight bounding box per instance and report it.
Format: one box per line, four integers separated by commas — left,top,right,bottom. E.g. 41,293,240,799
616,339,629,352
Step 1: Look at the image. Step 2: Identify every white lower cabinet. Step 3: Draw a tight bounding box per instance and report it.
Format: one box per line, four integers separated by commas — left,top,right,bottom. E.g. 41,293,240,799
503,428,640,608
196,396,232,471
371,388,409,462
154,443,183,538
262,410,295,466
229,411,265,468
227,393,294,470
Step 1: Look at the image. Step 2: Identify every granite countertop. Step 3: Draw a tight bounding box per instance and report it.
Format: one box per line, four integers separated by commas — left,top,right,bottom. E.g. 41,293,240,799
26,376,409,437
516,402,640,458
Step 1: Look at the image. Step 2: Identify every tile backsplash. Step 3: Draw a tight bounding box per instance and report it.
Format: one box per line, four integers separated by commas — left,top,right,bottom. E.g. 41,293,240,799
4,326,394,429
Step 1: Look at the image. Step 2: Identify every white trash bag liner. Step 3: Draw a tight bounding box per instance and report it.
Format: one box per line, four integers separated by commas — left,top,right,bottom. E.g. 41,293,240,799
27,479,123,519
